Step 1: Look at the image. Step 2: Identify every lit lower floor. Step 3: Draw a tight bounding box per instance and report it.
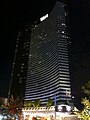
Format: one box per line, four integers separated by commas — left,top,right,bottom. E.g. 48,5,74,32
22,106,80,120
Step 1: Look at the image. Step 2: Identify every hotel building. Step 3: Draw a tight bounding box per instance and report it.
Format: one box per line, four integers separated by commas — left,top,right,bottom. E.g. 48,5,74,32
9,1,72,105
25,2,72,105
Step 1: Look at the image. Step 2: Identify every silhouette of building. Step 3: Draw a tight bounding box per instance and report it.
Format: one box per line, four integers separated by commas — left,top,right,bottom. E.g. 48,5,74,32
25,2,72,105
9,1,72,105
8,24,32,98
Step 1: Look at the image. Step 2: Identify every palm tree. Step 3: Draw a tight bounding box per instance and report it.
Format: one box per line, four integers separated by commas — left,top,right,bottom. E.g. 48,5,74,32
32,100,40,108
24,100,33,108
0,97,8,114
2,95,23,119
24,99,40,109
46,98,53,109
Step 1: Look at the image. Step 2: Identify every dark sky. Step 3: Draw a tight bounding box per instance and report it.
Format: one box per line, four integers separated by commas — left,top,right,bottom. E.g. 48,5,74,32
0,0,90,107
0,0,57,97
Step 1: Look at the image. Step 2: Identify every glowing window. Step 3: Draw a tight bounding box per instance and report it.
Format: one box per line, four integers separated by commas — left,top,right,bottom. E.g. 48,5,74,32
62,31,64,33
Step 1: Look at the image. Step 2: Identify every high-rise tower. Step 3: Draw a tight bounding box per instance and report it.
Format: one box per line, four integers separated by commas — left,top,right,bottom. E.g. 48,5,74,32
9,1,72,105
25,2,72,105
8,25,32,98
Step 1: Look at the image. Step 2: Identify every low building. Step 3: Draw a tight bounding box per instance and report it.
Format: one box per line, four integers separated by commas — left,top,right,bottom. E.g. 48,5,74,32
22,105,80,120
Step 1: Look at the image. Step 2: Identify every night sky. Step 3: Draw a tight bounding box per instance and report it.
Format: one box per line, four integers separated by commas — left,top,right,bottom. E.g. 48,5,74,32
0,0,90,107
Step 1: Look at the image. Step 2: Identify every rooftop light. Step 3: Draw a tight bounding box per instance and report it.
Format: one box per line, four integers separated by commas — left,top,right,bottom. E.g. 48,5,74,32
40,14,48,21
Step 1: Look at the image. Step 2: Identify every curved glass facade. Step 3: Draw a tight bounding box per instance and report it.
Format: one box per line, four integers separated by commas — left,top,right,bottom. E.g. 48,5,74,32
25,2,72,104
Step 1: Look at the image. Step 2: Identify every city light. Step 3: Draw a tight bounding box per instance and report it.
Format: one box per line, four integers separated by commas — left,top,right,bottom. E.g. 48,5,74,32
0,114,3,120
40,14,48,21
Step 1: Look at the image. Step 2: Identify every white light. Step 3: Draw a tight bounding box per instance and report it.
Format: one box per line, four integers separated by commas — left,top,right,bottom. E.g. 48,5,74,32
72,96,74,99
62,31,64,33
62,23,65,26
0,114,3,120
66,106,71,112
40,14,48,21
58,105,62,110
3,116,7,119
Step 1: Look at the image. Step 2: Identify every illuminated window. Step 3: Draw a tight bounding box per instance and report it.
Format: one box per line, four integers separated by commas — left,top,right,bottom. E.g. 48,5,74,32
29,54,32,57
61,35,66,38
35,25,37,28
65,12,68,16
62,31,64,33
62,23,65,26
38,61,42,64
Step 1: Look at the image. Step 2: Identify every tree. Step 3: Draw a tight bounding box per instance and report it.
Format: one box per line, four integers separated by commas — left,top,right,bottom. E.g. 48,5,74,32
24,100,41,109
1,95,23,119
74,98,90,120
82,81,90,99
32,100,40,108
24,100,33,108
74,81,90,120
46,98,53,109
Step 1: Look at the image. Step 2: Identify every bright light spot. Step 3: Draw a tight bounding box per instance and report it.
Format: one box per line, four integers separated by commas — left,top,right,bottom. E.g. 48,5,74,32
58,105,62,110
66,106,71,111
62,23,65,26
0,114,3,120
40,14,48,21
72,96,74,98
62,31,64,33
3,116,7,119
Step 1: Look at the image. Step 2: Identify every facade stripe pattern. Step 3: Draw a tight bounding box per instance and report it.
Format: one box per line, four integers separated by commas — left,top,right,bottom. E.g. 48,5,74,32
25,2,72,104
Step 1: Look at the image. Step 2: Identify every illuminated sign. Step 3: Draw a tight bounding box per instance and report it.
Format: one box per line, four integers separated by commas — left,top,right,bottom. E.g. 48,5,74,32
40,14,48,21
